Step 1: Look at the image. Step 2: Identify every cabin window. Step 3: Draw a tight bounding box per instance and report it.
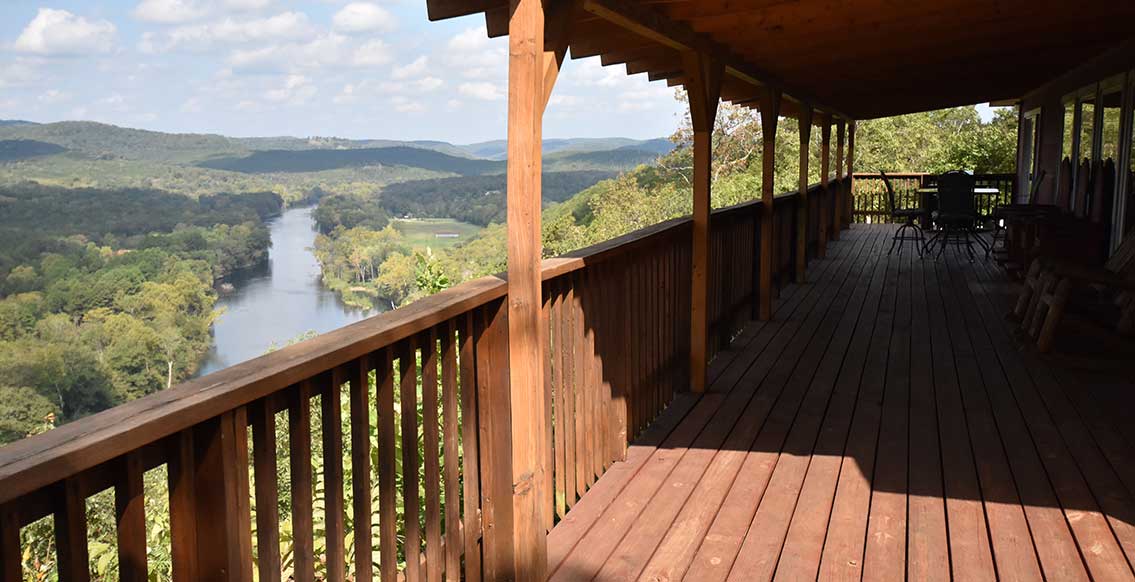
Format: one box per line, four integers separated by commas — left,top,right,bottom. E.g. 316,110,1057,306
1126,79,1135,239
1101,88,1123,165
1021,109,1042,201
1062,99,1076,163
1079,92,1096,165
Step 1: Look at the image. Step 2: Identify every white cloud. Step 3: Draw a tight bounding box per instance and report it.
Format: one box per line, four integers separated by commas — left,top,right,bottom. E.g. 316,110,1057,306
223,0,272,10
13,9,117,55
549,94,581,107
571,58,628,88
0,61,39,89
390,96,424,114
353,39,392,67
228,34,367,72
133,0,208,24
458,82,503,101
38,90,70,104
180,97,203,112
141,11,316,52
392,56,428,80
445,27,505,81
446,99,462,111
415,77,444,92
264,74,316,105
381,76,444,95
333,2,395,33
333,83,360,105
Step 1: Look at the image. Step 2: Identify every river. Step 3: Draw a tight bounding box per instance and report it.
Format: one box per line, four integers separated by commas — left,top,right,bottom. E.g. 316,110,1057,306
196,206,382,376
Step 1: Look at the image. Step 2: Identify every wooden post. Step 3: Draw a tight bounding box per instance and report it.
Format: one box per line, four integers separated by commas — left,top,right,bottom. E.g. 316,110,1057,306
682,51,723,394
796,105,813,283
819,113,832,257
834,118,845,236
506,0,549,577
847,120,856,225
191,410,251,582
758,88,781,321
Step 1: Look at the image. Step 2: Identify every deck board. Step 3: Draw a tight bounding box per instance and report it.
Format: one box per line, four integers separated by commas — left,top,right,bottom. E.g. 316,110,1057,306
545,224,1135,582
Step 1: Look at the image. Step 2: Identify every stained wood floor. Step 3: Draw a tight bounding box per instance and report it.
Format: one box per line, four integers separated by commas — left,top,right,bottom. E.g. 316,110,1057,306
545,224,1135,582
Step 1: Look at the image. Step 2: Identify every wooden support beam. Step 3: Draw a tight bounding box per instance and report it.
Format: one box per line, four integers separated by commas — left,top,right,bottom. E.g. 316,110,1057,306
796,105,813,283
506,0,550,577
683,50,723,394
847,120,856,226
542,0,576,112
833,118,845,238
758,88,782,321
819,113,832,258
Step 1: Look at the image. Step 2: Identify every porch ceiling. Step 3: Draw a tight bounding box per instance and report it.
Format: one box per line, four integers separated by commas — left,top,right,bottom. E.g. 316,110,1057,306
426,0,1135,119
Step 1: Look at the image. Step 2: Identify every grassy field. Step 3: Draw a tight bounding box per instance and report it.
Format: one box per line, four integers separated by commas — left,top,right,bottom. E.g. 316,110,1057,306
391,218,483,250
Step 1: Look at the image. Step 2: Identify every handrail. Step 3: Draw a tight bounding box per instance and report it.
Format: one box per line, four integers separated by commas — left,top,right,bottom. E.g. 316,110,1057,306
0,176,851,580
850,172,1016,223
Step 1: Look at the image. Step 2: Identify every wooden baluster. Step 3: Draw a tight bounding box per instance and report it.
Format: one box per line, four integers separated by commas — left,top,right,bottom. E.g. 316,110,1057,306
1,504,19,582
323,370,346,582
167,430,197,582
290,384,315,582
586,270,602,478
441,321,462,582
559,281,578,507
819,112,832,257
542,285,555,531
400,339,422,582
476,299,513,580
550,282,568,517
376,349,397,582
834,118,845,237
192,410,251,582
116,452,147,582
458,314,482,582
252,397,281,582
352,357,374,582
571,274,588,497
422,328,443,582
581,272,597,486
56,478,89,582
626,258,639,438
234,408,254,582
611,266,628,462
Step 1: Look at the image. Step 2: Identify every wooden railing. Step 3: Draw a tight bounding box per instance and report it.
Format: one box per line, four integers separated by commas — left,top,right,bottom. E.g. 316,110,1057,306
851,172,1016,223
0,179,848,582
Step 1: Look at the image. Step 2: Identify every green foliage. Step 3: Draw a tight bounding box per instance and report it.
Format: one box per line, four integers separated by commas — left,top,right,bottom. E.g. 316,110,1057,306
414,249,451,296
198,146,502,175
379,171,616,226
313,192,391,233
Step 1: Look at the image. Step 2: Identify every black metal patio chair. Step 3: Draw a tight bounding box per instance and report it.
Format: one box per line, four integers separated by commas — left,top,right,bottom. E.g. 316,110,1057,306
882,171,928,256
927,170,981,260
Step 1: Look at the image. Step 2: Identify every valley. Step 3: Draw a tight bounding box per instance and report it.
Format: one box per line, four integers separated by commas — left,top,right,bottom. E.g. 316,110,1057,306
0,119,670,444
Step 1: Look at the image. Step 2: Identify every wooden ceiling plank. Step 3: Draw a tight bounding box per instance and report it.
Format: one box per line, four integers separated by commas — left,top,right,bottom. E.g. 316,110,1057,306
580,0,846,119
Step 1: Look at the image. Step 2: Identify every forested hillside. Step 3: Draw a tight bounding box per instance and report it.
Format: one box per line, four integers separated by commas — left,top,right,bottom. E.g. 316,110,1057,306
379,170,615,225
0,183,281,442
410,104,1020,288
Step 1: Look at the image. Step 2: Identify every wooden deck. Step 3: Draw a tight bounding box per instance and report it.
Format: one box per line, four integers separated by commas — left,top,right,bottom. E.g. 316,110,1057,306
545,224,1135,582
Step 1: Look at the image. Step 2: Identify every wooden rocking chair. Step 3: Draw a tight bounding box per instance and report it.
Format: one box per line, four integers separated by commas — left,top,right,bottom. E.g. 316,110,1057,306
1013,229,1135,352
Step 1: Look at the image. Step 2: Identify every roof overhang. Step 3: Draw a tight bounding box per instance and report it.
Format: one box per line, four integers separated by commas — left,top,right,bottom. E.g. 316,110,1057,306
426,0,1135,120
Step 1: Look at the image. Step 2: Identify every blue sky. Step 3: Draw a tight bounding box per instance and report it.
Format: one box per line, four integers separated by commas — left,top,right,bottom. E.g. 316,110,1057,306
0,0,686,143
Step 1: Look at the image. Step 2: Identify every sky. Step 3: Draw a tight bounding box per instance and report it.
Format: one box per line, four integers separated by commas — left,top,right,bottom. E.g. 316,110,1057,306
0,0,686,143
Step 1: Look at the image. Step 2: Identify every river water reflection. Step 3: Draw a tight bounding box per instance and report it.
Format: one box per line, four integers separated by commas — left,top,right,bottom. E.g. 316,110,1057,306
196,206,381,376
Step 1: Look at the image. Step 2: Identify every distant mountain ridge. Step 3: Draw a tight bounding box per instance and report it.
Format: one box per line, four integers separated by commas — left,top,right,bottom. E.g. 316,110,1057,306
0,120,671,163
